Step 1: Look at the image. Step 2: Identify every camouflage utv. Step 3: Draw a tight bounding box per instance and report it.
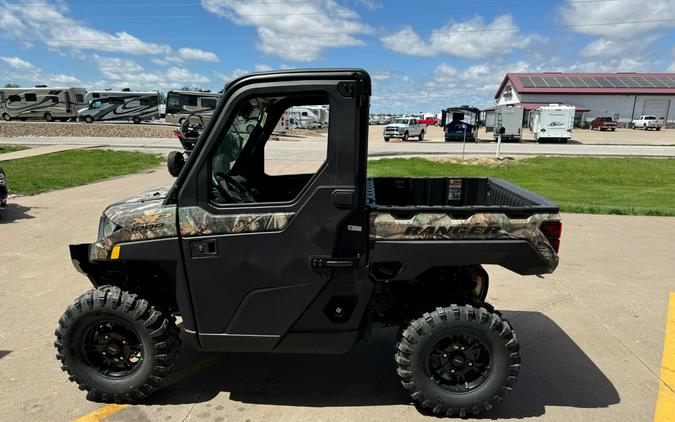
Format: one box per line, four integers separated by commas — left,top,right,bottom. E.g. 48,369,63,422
56,69,562,418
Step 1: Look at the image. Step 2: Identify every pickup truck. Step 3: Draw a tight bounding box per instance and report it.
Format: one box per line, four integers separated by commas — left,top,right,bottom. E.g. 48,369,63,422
56,69,562,417
632,115,663,131
590,116,617,131
383,117,426,141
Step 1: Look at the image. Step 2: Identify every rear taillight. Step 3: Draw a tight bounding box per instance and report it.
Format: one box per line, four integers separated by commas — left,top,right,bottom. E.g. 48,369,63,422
174,130,181,138
540,221,562,253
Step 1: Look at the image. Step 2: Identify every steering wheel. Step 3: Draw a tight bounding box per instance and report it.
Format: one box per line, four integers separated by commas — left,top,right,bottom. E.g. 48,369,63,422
214,172,256,203
180,113,204,138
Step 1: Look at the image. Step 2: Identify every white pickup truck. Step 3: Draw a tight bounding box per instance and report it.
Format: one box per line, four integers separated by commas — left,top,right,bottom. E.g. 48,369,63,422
384,117,426,142
632,115,663,131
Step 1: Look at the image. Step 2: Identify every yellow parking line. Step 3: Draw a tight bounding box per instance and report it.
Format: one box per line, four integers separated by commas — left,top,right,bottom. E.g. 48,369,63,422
655,292,675,422
73,354,221,422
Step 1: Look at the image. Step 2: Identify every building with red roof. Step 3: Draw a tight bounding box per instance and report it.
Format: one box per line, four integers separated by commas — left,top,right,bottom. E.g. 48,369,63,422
493,72,675,125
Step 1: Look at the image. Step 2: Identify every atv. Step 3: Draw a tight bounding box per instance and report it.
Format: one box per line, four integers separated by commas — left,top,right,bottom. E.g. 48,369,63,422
56,69,562,417
166,113,204,177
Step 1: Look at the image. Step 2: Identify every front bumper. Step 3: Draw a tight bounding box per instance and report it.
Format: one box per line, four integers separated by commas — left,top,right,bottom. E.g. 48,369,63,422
69,243,93,276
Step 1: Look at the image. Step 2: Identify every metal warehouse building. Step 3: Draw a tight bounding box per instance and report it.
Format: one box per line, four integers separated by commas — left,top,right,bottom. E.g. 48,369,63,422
493,72,675,126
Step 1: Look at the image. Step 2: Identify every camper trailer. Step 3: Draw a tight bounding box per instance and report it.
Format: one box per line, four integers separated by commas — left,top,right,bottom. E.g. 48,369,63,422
531,104,575,143
165,91,220,125
289,106,329,129
0,87,87,122
494,105,524,142
78,91,160,124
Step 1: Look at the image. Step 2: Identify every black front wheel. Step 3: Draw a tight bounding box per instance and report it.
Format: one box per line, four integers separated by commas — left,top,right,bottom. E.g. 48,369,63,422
132,116,141,124
55,287,180,402
167,151,185,177
395,304,520,417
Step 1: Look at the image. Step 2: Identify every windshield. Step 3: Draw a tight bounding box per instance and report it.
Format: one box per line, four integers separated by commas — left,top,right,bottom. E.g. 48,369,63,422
392,118,409,124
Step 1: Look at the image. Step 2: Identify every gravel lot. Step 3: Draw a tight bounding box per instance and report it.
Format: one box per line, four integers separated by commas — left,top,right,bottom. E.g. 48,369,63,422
0,121,176,138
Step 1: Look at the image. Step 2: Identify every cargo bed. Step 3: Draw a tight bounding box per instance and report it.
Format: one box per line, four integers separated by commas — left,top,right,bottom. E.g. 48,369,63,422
367,177,561,276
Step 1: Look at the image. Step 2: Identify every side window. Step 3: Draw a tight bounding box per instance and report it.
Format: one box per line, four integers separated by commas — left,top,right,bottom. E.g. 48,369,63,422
92,93,100,99
76,94,84,103
8,95,20,102
91,100,102,109
207,94,329,205
201,98,217,108
264,101,328,178
51,96,58,104
24,93,37,102
140,96,158,106
109,97,125,105
181,95,198,107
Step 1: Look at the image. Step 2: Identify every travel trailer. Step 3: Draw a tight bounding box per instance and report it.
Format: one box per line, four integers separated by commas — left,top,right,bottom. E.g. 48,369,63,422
494,105,524,142
530,104,576,143
165,91,220,125
78,91,160,124
289,106,329,129
0,87,87,121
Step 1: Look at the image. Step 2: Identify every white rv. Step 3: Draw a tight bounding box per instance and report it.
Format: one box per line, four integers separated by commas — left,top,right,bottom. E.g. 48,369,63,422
78,91,160,124
530,104,576,143
289,106,329,129
494,105,524,142
165,90,220,125
0,87,87,122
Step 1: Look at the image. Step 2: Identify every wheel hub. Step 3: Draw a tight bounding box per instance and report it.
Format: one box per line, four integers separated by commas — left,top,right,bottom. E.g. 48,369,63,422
82,320,144,377
428,333,492,392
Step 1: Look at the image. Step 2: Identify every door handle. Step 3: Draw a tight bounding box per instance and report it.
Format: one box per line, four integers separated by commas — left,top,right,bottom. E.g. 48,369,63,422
191,239,218,258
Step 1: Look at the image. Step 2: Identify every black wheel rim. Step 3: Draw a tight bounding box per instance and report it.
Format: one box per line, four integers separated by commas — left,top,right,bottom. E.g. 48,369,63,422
81,319,144,378
426,331,492,393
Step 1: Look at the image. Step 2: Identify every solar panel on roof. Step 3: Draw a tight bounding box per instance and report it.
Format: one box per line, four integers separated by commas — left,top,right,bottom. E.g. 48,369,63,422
633,77,656,87
567,76,587,87
554,77,575,87
651,77,669,88
620,77,642,88
594,76,615,87
582,77,601,88
605,76,628,87
519,76,535,88
530,76,546,87
666,77,675,88
542,77,562,87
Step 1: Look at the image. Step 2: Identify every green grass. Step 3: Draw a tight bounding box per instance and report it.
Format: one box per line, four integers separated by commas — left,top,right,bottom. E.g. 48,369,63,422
0,149,163,195
367,157,675,216
0,145,28,154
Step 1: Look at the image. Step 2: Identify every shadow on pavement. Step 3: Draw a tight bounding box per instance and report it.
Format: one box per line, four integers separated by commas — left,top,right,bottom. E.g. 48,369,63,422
0,350,11,360
148,311,619,418
0,203,34,223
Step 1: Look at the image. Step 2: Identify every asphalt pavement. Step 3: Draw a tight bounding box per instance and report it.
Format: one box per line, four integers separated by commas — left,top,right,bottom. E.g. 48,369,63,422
0,167,673,421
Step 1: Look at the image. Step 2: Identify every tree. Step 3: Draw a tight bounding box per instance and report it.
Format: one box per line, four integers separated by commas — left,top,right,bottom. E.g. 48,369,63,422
3,83,20,88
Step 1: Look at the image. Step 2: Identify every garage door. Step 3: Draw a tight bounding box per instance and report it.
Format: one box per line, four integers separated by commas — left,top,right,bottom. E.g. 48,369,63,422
642,99,670,119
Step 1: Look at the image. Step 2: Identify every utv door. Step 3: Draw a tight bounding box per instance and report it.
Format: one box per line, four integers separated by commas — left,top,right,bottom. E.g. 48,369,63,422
176,70,371,353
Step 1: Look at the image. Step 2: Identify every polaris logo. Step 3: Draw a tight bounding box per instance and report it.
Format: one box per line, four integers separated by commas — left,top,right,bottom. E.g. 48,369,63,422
404,225,502,237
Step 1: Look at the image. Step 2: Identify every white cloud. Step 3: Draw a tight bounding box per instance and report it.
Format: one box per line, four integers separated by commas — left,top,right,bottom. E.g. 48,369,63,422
90,55,209,90
581,35,662,58
0,55,81,86
381,15,540,59
215,68,249,82
254,64,274,72
0,56,36,70
176,47,220,63
201,0,372,61
0,0,172,55
561,0,675,39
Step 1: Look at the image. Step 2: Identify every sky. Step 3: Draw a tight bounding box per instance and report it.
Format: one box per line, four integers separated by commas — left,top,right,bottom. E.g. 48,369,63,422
1,0,674,113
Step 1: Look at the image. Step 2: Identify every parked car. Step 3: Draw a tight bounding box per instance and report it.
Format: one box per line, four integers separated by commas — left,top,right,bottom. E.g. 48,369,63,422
632,115,663,131
383,117,426,142
590,117,617,131
418,117,439,125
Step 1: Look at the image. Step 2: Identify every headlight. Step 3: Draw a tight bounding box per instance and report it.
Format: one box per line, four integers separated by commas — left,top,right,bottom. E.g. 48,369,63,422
97,215,121,239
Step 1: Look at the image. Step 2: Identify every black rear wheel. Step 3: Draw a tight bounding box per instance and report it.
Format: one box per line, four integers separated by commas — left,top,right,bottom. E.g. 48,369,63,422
2,113,11,121
167,151,185,177
395,304,520,417
44,113,53,122
55,286,180,402
132,116,141,124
